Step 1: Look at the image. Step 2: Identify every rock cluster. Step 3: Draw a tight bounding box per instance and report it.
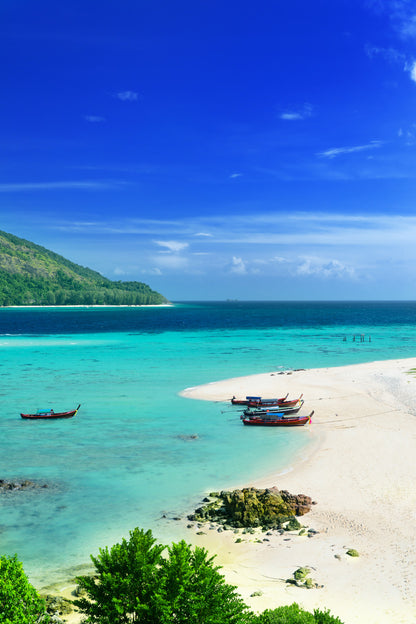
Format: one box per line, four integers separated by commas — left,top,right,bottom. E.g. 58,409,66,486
188,487,313,529
286,566,323,589
0,479,48,491
39,595,74,622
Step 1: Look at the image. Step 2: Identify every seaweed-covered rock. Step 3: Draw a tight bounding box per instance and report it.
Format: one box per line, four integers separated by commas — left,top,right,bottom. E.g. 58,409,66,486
188,487,312,528
346,549,359,557
286,567,322,589
42,594,74,615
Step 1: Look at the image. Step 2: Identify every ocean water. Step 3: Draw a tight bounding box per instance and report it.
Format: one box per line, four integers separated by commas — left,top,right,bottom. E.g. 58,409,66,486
1,301,416,586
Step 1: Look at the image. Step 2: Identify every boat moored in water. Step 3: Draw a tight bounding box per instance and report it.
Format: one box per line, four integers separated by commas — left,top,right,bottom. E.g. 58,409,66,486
20,404,81,420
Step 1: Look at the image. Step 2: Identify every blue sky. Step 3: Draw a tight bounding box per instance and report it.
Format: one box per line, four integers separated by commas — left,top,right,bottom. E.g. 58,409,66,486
2,0,416,300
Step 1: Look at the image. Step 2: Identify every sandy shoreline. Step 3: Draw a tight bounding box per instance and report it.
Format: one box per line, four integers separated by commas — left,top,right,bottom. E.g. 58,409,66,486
49,358,416,623
180,358,416,624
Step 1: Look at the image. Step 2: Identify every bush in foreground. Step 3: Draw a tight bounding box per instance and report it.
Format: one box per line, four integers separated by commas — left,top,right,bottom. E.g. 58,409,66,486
253,602,344,623
0,554,50,624
74,527,253,624
77,526,345,624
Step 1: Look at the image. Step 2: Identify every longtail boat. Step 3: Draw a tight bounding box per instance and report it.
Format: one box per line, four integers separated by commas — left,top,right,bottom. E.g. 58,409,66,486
231,393,303,407
242,410,313,427
20,404,81,420
242,399,304,417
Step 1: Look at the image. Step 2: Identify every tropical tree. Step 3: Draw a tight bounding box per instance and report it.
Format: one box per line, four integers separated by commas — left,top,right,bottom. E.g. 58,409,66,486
74,527,253,624
0,554,50,624
156,539,252,623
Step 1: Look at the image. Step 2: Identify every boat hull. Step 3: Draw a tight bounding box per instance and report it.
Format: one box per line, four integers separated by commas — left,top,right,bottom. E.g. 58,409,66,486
243,399,304,417
242,411,313,427
20,405,81,420
231,394,302,407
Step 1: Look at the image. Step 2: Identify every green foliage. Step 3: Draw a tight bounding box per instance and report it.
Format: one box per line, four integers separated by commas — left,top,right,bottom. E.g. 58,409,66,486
293,567,310,581
285,517,302,531
0,230,168,306
252,603,344,624
74,527,253,624
74,528,164,624
345,549,359,557
0,554,50,623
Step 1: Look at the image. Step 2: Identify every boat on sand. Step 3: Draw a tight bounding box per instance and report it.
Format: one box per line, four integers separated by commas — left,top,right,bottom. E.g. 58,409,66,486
242,410,313,427
231,393,302,407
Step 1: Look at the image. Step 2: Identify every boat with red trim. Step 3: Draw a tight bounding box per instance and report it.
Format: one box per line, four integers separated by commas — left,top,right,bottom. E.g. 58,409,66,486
242,410,313,427
242,399,304,417
20,404,81,420
231,393,302,407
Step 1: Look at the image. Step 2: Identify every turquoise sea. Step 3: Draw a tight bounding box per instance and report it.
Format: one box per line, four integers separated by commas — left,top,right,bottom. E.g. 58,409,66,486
2,301,416,586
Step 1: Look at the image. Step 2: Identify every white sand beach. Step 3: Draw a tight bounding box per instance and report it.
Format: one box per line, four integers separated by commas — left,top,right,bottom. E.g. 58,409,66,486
180,358,416,624
53,357,416,623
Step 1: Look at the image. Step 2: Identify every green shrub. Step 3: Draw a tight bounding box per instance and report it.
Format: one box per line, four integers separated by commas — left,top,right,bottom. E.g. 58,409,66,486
0,554,50,623
253,602,344,623
74,527,253,624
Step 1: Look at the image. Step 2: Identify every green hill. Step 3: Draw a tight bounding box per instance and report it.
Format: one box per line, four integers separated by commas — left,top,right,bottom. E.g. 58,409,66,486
0,230,169,306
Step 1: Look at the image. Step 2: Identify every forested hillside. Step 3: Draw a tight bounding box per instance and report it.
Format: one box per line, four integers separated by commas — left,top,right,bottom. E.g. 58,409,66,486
0,230,169,306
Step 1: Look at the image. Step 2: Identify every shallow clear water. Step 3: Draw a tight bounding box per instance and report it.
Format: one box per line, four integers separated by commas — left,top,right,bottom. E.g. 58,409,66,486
1,301,416,585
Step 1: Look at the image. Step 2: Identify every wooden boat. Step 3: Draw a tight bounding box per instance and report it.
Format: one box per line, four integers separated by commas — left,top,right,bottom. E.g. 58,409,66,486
231,393,303,407
20,404,81,420
242,410,313,427
242,399,304,417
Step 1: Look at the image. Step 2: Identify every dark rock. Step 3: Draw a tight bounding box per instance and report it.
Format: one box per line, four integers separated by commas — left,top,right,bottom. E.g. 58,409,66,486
43,594,73,615
188,487,313,529
0,478,49,491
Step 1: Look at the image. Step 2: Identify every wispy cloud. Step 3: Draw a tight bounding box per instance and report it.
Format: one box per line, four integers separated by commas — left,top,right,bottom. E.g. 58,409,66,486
229,173,243,178
154,240,189,253
296,257,356,279
317,140,383,159
365,44,405,64
0,180,121,192
115,90,139,101
280,104,313,121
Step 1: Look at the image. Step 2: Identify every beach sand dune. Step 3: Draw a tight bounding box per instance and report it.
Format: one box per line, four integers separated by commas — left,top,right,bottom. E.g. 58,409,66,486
181,358,416,624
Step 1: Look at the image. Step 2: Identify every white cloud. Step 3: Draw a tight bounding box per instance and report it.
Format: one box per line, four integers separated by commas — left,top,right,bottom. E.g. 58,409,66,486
154,240,189,253
296,257,356,279
296,258,355,279
317,140,383,159
116,91,139,101
408,60,416,82
280,104,313,121
230,173,243,179
229,256,247,274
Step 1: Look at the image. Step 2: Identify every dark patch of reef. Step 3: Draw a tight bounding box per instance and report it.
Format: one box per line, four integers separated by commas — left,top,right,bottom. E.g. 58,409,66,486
0,478,49,491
